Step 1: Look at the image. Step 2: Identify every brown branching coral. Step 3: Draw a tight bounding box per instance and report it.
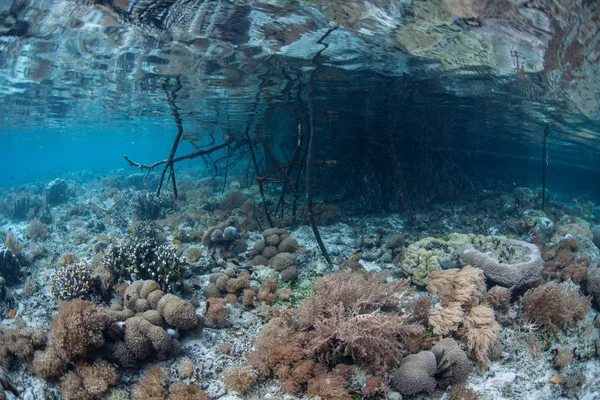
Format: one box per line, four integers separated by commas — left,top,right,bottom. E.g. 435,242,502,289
522,282,589,330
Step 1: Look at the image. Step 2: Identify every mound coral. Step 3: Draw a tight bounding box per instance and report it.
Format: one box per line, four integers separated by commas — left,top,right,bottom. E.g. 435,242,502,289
459,239,543,288
32,280,202,385
248,228,301,282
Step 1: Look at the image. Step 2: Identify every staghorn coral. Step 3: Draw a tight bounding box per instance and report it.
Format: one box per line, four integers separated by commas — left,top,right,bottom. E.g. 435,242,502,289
104,224,185,292
522,282,590,331
50,261,96,300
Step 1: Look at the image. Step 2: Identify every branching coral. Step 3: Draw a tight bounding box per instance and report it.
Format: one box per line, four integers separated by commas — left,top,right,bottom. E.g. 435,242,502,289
104,224,185,292
50,261,96,300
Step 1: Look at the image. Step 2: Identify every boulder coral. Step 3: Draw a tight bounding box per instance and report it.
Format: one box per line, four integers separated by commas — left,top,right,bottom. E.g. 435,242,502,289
459,239,543,288
248,228,301,282
399,233,504,286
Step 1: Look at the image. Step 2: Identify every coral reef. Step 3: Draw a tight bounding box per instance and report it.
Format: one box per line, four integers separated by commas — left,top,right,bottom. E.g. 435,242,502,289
104,224,185,292
132,191,175,220
0,243,22,284
132,366,209,400
50,261,95,300
459,239,543,288
246,270,422,398
248,228,301,282
45,178,69,205
202,224,247,260
427,266,500,370
399,233,504,286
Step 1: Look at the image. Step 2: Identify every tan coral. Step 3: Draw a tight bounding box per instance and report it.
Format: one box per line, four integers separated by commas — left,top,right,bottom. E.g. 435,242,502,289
157,294,200,330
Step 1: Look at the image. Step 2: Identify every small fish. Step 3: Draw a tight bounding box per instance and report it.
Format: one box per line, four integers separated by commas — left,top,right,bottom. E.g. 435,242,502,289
172,239,181,245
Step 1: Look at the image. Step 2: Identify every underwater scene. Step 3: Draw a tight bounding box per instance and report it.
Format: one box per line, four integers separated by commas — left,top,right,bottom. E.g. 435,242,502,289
1,0,600,399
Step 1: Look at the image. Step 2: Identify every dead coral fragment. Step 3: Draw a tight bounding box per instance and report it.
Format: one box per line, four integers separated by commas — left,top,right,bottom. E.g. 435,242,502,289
522,282,589,330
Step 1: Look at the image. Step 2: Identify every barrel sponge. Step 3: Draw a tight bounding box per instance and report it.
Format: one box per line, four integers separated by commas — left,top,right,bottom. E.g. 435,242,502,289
269,252,296,272
125,317,175,359
390,351,437,395
157,294,200,330
459,239,543,288
431,338,471,388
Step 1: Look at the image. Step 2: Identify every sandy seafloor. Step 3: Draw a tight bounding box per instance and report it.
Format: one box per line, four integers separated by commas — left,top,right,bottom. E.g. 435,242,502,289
1,167,599,400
